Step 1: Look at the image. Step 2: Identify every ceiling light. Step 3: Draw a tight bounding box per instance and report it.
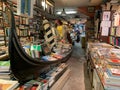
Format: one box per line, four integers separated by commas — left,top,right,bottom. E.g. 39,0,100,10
56,10,77,15
66,11,77,14
61,8,66,16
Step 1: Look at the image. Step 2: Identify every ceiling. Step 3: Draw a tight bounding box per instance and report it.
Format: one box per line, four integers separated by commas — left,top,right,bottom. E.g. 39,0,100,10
9,0,103,20
53,0,103,8
53,0,103,19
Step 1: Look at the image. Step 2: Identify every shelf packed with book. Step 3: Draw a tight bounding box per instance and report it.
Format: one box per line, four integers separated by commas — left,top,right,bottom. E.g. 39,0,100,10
109,6,120,47
99,10,112,43
98,1,120,48
0,0,9,61
7,0,34,47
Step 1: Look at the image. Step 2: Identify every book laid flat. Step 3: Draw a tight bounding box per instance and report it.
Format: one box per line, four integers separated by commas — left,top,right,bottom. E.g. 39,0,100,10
0,79,19,90
0,61,10,72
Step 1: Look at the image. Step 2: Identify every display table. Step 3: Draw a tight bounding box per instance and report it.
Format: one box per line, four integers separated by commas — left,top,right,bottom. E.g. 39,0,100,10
50,69,70,90
87,42,120,90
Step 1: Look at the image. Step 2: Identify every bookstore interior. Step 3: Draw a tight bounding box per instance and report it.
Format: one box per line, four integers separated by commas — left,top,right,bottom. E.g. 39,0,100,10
0,0,120,90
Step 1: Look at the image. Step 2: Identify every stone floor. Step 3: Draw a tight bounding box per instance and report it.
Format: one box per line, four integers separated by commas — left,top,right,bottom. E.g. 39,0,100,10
62,42,91,90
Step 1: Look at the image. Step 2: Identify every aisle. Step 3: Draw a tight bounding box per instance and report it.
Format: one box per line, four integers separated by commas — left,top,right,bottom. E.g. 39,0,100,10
62,42,91,90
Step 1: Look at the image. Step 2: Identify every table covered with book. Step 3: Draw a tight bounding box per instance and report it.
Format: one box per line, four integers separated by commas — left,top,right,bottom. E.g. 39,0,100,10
87,42,120,90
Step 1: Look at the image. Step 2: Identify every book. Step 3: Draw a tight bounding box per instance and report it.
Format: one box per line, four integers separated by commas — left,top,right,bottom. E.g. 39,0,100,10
41,56,57,61
0,72,11,80
30,45,42,58
51,53,63,59
18,80,41,90
41,44,51,55
0,61,10,72
116,27,120,37
104,72,120,86
0,79,19,90
110,27,115,36
107,58,120,65
104,84,120,90
110,68,120,76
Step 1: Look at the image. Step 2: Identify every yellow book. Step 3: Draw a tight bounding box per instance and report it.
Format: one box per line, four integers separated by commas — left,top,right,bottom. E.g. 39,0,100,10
0,79,19,90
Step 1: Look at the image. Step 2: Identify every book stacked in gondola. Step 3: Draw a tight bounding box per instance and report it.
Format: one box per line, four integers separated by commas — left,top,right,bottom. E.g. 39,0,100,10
0,79,19,90
0,61,10,80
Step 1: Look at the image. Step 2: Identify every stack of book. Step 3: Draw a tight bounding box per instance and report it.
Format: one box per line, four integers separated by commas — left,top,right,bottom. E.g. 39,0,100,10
103,48,120,89
23,44,42,59
0,79,19,90
104,68,120,89
30,45,42,58
16,80,41,90
0,61,11,80
16,63,67,90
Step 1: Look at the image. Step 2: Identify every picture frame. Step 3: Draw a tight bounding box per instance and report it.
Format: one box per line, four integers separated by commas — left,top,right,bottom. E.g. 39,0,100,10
102,11,111,21
17,0,34,17
88,6,95,13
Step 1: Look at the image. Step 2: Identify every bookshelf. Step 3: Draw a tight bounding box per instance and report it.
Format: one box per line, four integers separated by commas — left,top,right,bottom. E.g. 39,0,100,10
97,1,120,48
109,6,120,47
0,0,9,61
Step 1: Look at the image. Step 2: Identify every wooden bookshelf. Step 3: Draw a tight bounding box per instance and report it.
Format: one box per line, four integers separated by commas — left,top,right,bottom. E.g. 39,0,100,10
0,1,9,61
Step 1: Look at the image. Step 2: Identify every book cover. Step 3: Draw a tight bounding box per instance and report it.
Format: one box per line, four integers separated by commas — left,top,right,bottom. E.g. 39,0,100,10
0,61,10,72
104,72,120,86
116,27,120,37
110,68,120,76
41,56,57,61
0,79,19,90
110,27,115,36
107,58,120,65
51,53,63,59
41,44,51,55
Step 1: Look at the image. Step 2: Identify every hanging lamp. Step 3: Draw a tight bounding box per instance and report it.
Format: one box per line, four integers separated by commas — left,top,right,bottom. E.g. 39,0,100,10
61,8,66,16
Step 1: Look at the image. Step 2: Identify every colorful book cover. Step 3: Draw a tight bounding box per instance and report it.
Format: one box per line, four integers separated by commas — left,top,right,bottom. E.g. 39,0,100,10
0,61,10,67
116,27,120,37
0,61,10,72
0,79,19,90
110,27,115,36
104,72,120,86
41,56,57,61
110,68,120,76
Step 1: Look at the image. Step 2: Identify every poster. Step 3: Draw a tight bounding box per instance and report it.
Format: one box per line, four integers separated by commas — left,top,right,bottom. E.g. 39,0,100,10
102,11,111,21
101,21,111,27
101,27,109,36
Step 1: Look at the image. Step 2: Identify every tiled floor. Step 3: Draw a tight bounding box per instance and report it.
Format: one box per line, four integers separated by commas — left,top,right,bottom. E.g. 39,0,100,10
62,42,91,90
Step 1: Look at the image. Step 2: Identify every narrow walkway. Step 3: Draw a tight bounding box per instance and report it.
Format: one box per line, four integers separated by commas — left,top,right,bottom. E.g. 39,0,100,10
62,42,91,90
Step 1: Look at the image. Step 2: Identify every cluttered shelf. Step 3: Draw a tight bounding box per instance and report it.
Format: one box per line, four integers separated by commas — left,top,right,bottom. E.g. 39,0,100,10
87,42,120,90
0,54,9,61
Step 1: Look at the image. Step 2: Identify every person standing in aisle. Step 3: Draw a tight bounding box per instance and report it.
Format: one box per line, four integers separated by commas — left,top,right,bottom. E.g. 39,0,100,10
55,19,66,41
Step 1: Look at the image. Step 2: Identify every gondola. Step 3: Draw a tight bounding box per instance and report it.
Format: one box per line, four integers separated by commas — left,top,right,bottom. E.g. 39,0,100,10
5,2,72,83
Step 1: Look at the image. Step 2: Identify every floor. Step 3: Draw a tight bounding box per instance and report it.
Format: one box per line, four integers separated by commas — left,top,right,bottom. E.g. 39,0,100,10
62,42,91,90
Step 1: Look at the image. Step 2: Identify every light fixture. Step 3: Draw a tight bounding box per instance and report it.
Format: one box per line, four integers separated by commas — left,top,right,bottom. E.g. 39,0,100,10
56,10,77,15
61,8,66,16
41,0,46,10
